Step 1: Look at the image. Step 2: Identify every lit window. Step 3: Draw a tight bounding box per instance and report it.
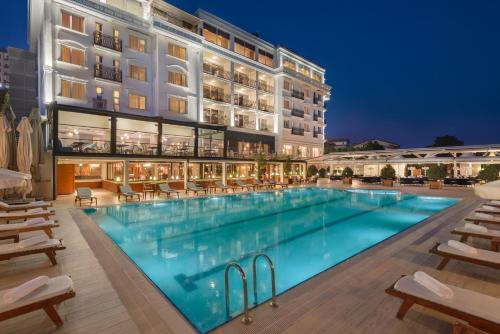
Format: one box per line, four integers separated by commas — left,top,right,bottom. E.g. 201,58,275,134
168,43,187,60
96,86,103,95
129,65,147,81
60,45,84,66
129,35,146,52
312,71,322,82
60,79,85,100
283,99,290,109
203,23,229,49
234,38,255,60
113,90,120,112
169,96,187,113
284,80,291,91
168,71,187,87
283,57,296,71
298,64,310,77
258,49,273,67
129,93,146,110
61,11,84,33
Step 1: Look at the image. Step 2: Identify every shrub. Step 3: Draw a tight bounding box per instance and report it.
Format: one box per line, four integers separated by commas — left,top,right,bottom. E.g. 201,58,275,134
478,164,500,182
380,164,396,179
318,168,327,178
307,165,319,177
342,167,354,178
427,165,447,181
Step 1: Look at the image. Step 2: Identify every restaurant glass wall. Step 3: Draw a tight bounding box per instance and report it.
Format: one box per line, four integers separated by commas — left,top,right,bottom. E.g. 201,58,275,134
197,128,224,157
226,163,256,179
57,111,111,153
188,163,223,180
107,162,124,181
75,163,102,180
161,124,195,156
116,118,158,155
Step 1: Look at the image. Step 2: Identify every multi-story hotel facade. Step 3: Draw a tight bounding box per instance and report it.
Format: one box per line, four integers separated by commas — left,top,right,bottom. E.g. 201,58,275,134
28,0,330,196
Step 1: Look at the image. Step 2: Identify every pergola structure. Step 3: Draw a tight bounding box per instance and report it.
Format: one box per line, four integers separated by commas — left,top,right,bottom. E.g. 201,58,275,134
308,144,500,177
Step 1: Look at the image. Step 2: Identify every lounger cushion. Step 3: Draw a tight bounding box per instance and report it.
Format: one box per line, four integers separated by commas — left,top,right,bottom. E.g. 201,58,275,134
0,220,57,232
454,226,500,238
0,210,51,218
0,239,61,256
0,275,74,313
437,244,500,265
394,275,500,323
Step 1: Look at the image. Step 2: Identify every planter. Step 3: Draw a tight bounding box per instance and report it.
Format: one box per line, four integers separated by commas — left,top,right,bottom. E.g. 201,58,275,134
382,179,394,187
316,178,330,187
429,180,443,189
342,177,352,185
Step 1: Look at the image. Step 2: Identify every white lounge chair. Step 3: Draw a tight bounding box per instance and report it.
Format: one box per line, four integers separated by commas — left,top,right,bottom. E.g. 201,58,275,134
0,219,59,238
75,187,97,206
215,180,234,193
235,180,255,191
0,209,53,223
0,238,65,265
386,273,500,333
0,275,75,326
0,200,52,213
157,183,180,198
118,185,141,201
186,182,207,196
430,241,500,270
452,224,500,251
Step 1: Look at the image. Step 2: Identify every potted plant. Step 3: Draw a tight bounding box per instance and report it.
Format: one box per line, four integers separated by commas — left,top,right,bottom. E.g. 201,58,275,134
380,164,396,187
427,165,447,189
341,167,354,185
317,167,330,186
478,164,500,182
283,156,292,184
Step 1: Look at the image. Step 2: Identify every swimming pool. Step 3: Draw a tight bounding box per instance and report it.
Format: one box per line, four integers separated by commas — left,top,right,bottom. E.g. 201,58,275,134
83,188,458,333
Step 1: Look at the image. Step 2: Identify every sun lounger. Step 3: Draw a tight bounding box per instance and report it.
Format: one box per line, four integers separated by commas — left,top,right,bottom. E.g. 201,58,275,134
270,180,288,188
0,200,52,213
235,180,255,191
158,183,180,198
118,185,141,201
485,200,500,209
465,213,500,226
453,321,490,334
0,209,53,223
186,182,207,196
215,181,234,193
452,224,500,251
75,187,97,206
385,272,500,333
254,179,269,189
430,241,500,270
475,205,500,216
0,236,65,265
0,275,75,326
0,219,59,238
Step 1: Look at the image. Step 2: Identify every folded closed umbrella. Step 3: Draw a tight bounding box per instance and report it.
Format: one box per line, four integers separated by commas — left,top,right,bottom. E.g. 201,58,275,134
29,108,44,180
16,117,33,197
0,113,10,168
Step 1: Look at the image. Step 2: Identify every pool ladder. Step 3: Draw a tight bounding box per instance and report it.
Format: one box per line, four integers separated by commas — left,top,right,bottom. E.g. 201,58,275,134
224,253,278,325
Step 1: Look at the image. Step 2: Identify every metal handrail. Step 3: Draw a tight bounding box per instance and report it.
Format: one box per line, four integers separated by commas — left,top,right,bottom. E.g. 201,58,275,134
225,262,252,324
252,253,278,307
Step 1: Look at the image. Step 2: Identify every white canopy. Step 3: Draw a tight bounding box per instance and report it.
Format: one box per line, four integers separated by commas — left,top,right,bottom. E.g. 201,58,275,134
475,180,500,200
0,169,32,198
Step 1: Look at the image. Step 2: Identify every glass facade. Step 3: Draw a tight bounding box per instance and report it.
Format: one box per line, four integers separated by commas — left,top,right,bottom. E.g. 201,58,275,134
57,111,111,153
116,118,158,155
162,124,195,156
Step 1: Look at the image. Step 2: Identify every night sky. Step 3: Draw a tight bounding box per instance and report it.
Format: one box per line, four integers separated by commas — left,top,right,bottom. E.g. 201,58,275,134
2,0,500,147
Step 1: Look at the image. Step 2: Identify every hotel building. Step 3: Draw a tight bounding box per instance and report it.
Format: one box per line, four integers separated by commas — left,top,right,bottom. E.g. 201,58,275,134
28,0,330,197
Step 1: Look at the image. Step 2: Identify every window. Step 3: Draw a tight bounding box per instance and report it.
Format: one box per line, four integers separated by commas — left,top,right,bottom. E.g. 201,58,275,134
283,57,296,71
313,71,322,82
258,49,273,67
298,64,310,77
60,79,85,100
61,11,84,33
283,99,291,109
234,38,255,60
305,89,310,98
129,65,147,81
113,90,120,112
95,22,102,32
96,86,103,95
304,106,309,115
129,93,146,110
168,71,187,87
169,96,187,113
304,124,310,132
168,43,187,60
284,119,290,128
129,35,146,52
60,46,84,66
203,23,229,49
284,80,291,91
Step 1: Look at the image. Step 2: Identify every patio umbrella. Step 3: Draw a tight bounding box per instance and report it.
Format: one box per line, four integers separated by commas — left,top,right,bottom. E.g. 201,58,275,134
16,117,33,196
0,113,11,168
5,105,17,170
29,108,44,180
0,168,31,199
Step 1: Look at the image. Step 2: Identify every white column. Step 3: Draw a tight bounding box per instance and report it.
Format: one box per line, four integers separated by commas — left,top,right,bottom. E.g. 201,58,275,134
124,160,129,186
222,161,227,185
229,62,235,127
183,160,188,189
279,162,284,182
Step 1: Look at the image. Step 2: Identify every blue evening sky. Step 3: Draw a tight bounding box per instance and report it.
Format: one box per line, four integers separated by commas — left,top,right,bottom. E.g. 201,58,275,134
2,0,499,147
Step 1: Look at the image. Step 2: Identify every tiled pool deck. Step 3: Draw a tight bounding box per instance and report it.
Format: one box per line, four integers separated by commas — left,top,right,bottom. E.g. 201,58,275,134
0,184,498,334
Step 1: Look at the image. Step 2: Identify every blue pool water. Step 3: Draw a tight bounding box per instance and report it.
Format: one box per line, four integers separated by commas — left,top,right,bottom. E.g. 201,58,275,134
83,188,458,333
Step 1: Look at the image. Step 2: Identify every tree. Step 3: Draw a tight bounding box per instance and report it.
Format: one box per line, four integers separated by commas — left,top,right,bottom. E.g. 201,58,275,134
380,164,396,179
341,167,354,178
362,140,385,151
283,156,292,176
318,168,327,178
427,165,447,181
307,165,318,177
255,152,266,180
429,135,464,147
478,165,500,182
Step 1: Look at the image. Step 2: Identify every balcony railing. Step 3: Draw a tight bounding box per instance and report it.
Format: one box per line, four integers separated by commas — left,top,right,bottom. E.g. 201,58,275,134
94,64,122,83
313,132,318,138
198,147,224,158
234,121,256,130
291,90,304,100
258,82,274,94
291,127,304,136
234,96,256,109
313,114,323,121
161,145,194,157
234,72,256,88
92,97,107,110
203,85,231,103
291,108,304,118
258,102,274,113
203,62,230,80
93,31,122,52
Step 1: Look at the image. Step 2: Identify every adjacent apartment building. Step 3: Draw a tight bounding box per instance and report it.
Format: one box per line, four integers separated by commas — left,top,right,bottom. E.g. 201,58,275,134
28,0,330,196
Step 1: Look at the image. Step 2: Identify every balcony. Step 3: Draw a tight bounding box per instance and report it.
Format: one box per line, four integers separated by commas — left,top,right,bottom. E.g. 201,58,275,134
92,97,107,110
234,95,256,109
291,108,304,118
203,62,230,80
93,31,122,52
313,114,323,122
258,102,274,113
291,89,304,100
94,64,122,83
258,82,274,94
291,128,304,136
313,132,318,138
234,72,256,88
234,121,256,131
203,85,231,103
